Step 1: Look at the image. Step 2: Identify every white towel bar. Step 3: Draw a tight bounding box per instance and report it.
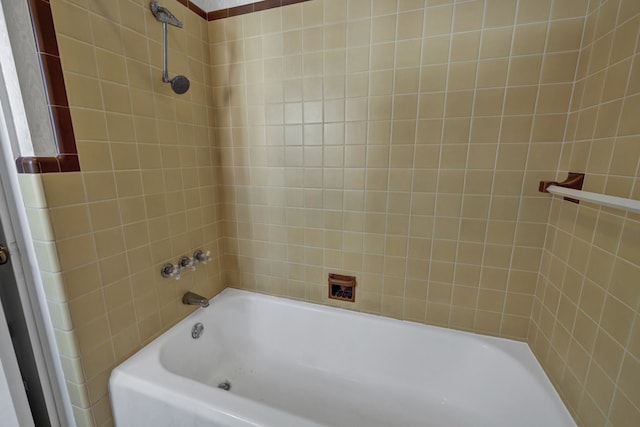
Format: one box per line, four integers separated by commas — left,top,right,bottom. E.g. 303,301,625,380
546,185,640,215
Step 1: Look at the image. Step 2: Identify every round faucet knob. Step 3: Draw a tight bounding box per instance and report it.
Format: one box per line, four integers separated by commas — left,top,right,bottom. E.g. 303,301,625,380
161,263,181,279
193,249,211,264
179,256,195,271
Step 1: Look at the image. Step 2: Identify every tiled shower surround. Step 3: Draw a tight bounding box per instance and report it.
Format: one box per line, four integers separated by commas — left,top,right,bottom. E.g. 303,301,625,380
21,0,225,424
15,0,640,426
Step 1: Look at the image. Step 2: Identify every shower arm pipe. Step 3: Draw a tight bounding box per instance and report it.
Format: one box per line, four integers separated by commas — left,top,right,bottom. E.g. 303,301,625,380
162,22,169,83
539,172,640,214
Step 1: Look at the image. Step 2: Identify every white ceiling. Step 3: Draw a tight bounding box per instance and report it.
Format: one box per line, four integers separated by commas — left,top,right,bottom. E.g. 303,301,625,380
189,0,256,12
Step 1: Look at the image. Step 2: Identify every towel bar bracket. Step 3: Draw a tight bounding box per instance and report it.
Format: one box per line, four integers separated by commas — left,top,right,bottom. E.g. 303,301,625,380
538,172,585,204
539,173,640,215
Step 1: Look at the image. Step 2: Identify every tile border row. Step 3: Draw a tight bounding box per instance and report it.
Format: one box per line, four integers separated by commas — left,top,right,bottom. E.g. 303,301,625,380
176,0,312,21
204,0,312,21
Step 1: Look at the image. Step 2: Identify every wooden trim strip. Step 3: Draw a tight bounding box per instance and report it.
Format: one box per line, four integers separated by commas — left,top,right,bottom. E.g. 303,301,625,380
206,0,312,21
15,155,79,174
180,0,312,21
187,1,207,19
175,0,207,19
20,0,79,173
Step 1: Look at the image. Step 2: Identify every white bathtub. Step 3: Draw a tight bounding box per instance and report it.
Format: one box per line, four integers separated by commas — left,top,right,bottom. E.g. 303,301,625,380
110,289,576,427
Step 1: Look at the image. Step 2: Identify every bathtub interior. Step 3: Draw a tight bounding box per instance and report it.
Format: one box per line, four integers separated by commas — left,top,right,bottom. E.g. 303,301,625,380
152,290,575,427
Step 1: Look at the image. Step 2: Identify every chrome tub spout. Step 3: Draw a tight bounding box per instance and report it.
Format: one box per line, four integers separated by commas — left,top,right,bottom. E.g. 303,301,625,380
182,291,210,308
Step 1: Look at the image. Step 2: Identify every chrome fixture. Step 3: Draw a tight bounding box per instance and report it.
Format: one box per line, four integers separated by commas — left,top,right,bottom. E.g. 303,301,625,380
161,249,211,279
193,249,211,264
150,1,182,27
149,1,190,94
179,256,196,271
161,263,181,280
182,291,210,308
191,322,204,339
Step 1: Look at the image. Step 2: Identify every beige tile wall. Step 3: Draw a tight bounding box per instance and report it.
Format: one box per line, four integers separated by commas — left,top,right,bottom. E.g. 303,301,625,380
25,1,225,426
20,1,640,426
211,0,586,340
530,0,640,425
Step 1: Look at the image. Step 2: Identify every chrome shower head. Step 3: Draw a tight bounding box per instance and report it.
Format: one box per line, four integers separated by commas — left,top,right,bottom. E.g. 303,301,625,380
169,75,190,95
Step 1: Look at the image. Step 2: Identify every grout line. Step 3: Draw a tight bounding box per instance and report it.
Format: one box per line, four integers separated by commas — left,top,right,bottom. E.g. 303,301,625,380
357,1,376,313
424,2,455,328
462,0,488,333
397,5,428,323
490,0,520,337
378,0,401,318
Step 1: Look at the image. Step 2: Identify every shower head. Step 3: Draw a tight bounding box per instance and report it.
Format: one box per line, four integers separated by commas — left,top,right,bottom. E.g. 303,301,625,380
169,75,190,94
150,1,183,27
151,1,190,95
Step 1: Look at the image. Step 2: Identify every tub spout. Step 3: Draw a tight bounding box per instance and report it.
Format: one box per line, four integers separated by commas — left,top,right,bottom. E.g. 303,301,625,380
182,291,210,308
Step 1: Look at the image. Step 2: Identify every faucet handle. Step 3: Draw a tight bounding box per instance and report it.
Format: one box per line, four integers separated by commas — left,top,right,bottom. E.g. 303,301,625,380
179,256,196,271
161,263,181,280
193,249,211,264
